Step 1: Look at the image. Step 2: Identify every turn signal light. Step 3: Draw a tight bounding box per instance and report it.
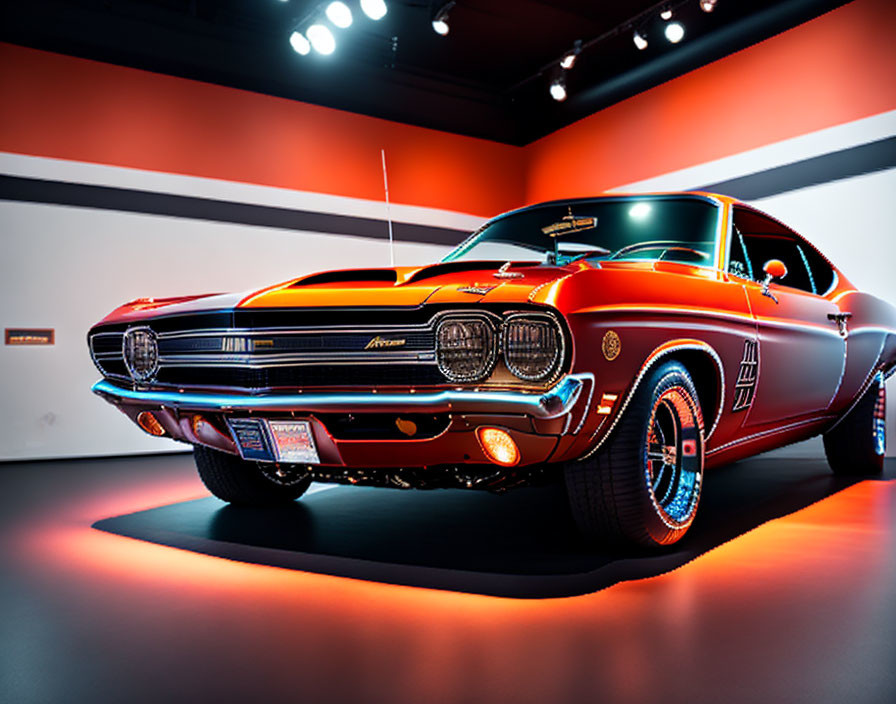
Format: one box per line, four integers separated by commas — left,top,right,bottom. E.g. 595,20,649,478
192,414,211,436
477,427,520,467
136,411,166,436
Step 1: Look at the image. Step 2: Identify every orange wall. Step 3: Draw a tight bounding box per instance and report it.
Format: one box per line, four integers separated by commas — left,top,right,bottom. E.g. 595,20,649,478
0,43,524,218
2,0,894,217
525,0,896,202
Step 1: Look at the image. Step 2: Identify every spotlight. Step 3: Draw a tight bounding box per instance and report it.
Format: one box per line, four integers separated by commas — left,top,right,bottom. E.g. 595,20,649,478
699,0,718,11
549,74,567,102
660,7,673,20
360,0,387,21
289,30,311,55
665,21,685,43
325,1,353,28
560,40,582,70
307,23,336,54
431,1,455,36
633,30,648,50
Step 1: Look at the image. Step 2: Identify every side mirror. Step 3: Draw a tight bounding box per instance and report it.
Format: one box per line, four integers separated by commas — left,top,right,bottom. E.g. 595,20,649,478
760,259,787,304
762,259,788,280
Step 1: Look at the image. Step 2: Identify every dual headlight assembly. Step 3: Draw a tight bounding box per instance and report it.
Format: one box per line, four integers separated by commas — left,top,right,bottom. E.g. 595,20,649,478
436,313,564,384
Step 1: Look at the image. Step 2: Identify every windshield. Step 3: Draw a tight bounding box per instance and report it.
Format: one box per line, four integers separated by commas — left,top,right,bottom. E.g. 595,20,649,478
444,197,721,266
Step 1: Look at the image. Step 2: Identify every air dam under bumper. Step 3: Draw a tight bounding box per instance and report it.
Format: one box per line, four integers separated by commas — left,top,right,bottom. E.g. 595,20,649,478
91,374,593,468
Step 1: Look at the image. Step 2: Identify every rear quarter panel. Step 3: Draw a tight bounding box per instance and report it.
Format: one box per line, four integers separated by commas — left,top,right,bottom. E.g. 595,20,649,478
828,290,896,413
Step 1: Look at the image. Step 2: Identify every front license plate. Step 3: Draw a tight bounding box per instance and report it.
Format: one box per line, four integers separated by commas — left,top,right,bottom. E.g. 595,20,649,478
267,420,320,464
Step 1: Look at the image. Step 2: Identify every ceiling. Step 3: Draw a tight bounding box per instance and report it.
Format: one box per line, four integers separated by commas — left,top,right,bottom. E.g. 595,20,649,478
2,0,850,145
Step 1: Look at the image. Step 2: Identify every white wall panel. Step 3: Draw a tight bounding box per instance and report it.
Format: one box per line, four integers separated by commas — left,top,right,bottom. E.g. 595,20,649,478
0,200,453,460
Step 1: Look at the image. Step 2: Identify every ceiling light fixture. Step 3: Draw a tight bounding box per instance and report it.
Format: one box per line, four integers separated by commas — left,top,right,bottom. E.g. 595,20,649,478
665,21,685,43
633,29,648,50
699,0,718,12
660,7,673,20
307,23,337,54
325,2,353,28
549,74,567,102
431,1,455,36
560,40,583,70
360,0,388,21
289,30,311,55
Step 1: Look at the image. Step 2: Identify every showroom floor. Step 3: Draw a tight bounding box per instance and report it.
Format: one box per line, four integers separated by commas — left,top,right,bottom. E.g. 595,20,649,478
2,452,894,704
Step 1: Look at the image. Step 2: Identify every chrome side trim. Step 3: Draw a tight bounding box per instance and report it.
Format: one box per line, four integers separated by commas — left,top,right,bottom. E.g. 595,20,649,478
570,373,596,435
706,416,832,456
92,374,587,420
576,341,726,461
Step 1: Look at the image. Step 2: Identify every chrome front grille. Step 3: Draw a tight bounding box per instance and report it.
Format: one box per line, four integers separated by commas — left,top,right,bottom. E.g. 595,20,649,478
89,305,568,392
89,331,126,377
90,319,440,390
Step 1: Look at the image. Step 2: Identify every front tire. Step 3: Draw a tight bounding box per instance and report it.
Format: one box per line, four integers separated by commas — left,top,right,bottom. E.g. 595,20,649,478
823,372,886,476
565,361,705,547
193,445,312,505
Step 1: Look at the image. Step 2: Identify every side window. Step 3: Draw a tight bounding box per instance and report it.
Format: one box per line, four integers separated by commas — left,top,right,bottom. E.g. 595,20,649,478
727,225,754,281
733,207,816,294
796,240,836,295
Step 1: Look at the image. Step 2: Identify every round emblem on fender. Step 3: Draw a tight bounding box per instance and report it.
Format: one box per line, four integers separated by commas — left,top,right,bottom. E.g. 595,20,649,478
602,330,621,361
122,326,159,382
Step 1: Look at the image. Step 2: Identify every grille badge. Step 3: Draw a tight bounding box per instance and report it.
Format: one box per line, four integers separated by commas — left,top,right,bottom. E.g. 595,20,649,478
365,336,407,350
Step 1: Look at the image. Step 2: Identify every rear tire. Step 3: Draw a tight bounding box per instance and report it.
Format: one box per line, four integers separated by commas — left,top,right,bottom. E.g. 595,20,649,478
565,361,705,548
193,445,312,505
823,372,886,476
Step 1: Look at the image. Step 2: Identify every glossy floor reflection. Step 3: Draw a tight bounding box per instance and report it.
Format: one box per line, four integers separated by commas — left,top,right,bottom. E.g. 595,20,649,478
94,457,892,598
2,453,895,704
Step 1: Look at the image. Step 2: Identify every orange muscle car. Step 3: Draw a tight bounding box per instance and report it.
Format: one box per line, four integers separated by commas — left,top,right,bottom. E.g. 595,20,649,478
89,193,896,547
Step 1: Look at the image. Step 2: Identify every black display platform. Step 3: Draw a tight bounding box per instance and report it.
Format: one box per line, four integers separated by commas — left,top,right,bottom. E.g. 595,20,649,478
93,457,895,598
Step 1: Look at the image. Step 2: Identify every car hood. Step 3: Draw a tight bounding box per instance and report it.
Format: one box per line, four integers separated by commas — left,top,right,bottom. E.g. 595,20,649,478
96,259,718,326
97,261,586,324
242,261,584,308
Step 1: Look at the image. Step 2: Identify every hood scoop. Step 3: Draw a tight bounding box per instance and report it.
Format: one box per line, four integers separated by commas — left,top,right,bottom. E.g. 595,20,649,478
403,260,537,285
292,269,398,287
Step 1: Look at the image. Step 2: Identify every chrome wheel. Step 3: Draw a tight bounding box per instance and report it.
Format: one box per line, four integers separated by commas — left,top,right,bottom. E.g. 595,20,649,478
565,360,705,547
645,386,703,529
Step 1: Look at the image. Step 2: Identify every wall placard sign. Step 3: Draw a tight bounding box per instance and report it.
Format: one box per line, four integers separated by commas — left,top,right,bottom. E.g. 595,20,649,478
5,328,55,345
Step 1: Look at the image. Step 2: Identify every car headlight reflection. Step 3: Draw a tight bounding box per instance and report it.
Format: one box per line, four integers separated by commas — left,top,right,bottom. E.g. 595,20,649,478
436,317,497,382
503,315,562,381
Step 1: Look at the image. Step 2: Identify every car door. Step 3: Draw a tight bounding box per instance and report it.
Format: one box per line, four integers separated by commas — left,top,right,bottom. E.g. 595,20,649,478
730,208,845,426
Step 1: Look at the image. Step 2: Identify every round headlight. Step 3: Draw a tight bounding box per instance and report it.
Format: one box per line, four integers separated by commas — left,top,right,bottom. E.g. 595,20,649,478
502,315,562,381
436,317,497,382
122,326,159,382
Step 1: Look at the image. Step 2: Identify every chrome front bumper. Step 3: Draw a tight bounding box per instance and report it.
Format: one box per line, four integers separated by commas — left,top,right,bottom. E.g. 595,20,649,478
91,374,588,420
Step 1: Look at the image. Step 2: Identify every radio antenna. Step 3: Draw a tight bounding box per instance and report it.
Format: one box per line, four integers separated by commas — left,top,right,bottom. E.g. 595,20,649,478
381,149,395,267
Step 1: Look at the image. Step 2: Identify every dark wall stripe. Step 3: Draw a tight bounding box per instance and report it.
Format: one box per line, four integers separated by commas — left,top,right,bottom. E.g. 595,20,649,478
0,175,471,246
698,136,896,200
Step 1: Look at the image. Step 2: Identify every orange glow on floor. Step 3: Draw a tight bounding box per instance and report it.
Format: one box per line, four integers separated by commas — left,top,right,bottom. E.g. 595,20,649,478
17,478,896,614
5,460,895,704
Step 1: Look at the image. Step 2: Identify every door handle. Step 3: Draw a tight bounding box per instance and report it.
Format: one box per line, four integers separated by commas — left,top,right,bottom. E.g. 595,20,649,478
827,312,852,337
